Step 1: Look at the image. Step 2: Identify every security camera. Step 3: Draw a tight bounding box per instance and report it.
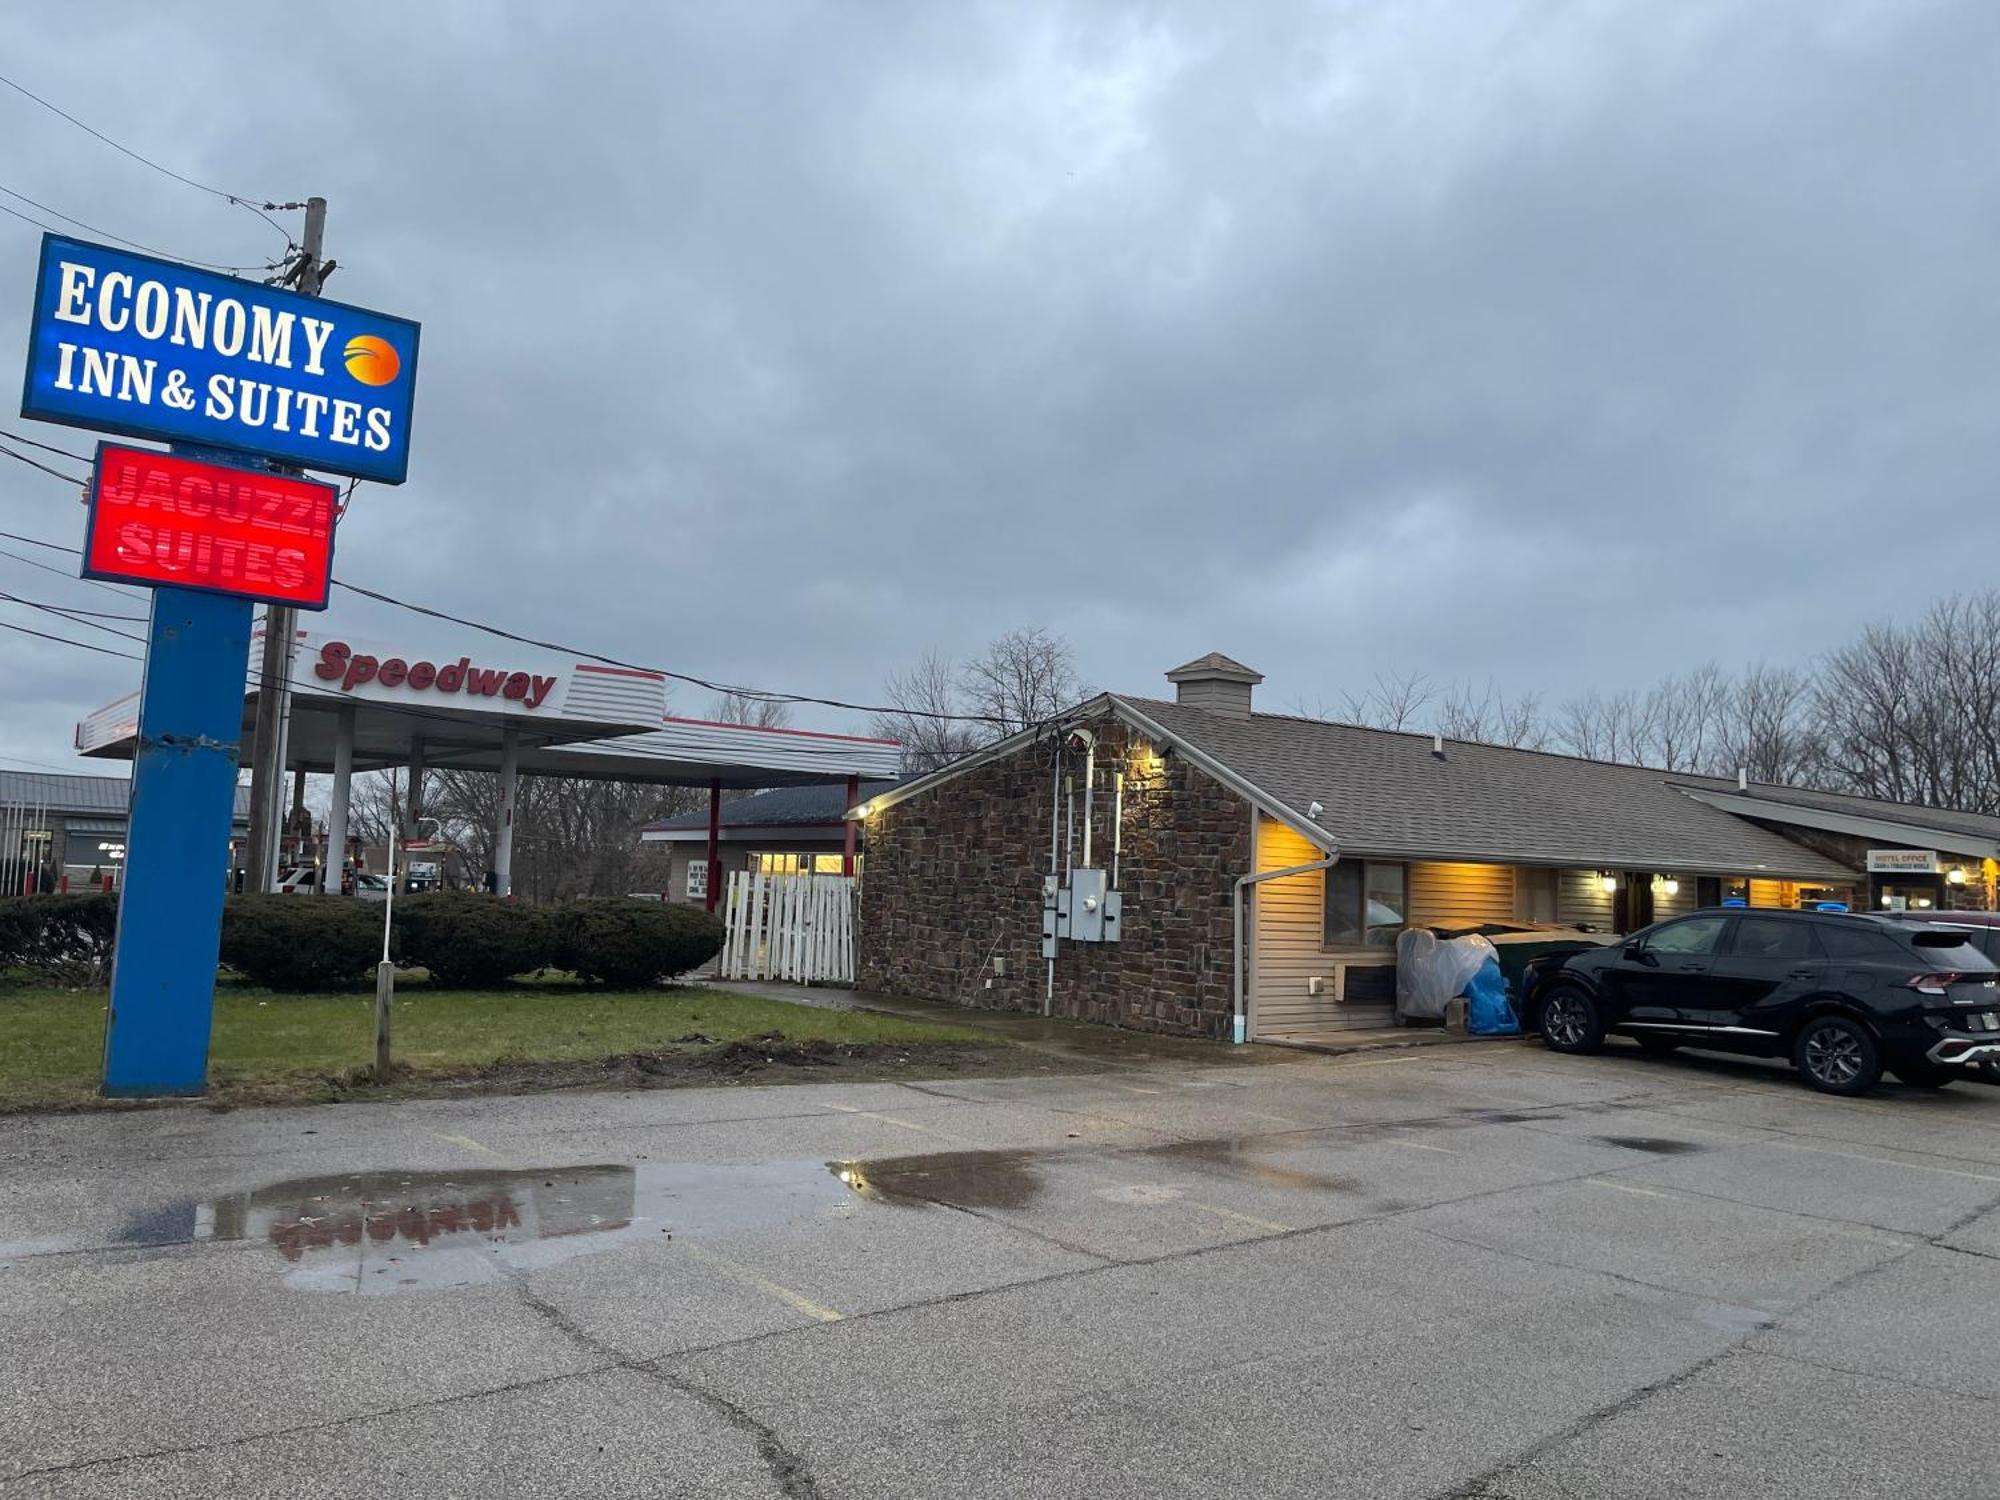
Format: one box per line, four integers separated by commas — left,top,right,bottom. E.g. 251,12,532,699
1307,801,1323,820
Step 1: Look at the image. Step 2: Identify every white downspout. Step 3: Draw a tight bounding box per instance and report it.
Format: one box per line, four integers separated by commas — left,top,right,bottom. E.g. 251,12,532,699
1233,851,1340,1046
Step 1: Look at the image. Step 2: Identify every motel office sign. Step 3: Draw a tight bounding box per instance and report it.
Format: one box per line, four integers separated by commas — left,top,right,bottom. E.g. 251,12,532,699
21,235,419,483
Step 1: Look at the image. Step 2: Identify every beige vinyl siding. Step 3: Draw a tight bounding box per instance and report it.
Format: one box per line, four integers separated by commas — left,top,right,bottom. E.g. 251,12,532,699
1557,868,1617,930
1749,878,1796,909
1407,861,1516,929
1652,879,1697,919
1248,819,1395,1035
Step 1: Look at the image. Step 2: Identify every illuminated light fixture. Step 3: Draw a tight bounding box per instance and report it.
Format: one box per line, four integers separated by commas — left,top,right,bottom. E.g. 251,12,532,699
1599,873,1619,895
1660,878,1680,897
1881,895,1895,907
1916,898,1935,909
856,803,874,819
1948,867,1969,886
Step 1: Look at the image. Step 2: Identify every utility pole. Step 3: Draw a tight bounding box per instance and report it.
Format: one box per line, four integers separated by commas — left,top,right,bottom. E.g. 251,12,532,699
245,196,327,892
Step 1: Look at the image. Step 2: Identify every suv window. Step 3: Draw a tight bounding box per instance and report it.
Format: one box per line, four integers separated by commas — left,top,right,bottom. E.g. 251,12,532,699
1817,922,1902,961
1731,917,1818,960
1644,916,1728,956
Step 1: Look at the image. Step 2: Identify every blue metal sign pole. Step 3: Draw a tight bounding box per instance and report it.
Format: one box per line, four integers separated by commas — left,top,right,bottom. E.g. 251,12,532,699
100,579,253,1095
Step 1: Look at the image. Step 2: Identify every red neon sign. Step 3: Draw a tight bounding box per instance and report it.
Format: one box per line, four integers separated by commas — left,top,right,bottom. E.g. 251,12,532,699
84,443,337,609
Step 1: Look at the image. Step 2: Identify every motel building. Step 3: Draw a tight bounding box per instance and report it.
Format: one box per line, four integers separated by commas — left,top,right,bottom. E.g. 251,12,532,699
71,621,901,901
849,653,2000,1046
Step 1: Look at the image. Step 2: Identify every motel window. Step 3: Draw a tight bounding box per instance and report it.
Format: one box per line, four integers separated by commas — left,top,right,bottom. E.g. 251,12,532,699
751,853,850,876
686,859,708,899
1516,867,1558,924
1324,861,1406,948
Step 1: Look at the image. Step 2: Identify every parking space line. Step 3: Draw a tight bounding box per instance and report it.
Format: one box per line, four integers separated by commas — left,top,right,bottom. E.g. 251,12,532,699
433,1132,496,1156
679,1242,844,1323
1183,1200,1292,1234
824,1105,936,1134
1768,1140,2000,1185
1383,1139,1457,1154
1583,1179,1673,1199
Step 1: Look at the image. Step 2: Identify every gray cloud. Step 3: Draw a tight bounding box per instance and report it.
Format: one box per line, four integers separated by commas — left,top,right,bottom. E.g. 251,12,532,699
2,0,1996,773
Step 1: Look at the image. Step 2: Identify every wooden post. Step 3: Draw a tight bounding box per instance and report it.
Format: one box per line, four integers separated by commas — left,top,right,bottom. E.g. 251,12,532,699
842,774,859,877
705,778,722,913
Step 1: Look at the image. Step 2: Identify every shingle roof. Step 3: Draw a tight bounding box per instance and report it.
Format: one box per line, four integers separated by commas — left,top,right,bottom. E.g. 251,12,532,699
0,770,252,821
642,778,897,834
1116,698,1861,879
1165,652,1263,683
1668,775,2000,845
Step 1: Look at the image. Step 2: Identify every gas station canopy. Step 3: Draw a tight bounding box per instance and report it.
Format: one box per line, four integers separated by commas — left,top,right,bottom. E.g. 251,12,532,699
75,624,904,788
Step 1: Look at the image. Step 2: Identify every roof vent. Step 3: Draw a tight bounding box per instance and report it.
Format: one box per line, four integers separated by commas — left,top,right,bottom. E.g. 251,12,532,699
1432,733,1445,759
1737,766,1748,791
1165,652,1263,721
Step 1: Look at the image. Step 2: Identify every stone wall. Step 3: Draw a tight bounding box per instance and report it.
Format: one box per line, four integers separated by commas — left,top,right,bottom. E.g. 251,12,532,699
855,713,1250,1038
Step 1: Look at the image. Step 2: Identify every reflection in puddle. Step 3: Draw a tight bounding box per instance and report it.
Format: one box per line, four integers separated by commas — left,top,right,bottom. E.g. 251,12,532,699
829,1149,1042,1211
128,1162,851,1296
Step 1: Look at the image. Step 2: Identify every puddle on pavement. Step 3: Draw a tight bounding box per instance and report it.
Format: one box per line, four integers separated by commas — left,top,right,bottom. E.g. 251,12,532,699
1132,1139,1344,1193
829,1149,1042,1211
1596,1136,1705,1156
107,1162,851,1296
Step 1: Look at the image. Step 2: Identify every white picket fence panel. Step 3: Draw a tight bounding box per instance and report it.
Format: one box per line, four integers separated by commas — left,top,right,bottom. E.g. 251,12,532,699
720,871,856,984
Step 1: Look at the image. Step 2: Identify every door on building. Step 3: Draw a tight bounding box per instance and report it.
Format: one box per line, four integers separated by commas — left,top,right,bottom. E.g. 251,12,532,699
1869,873,1943,913
1616,872,1655,935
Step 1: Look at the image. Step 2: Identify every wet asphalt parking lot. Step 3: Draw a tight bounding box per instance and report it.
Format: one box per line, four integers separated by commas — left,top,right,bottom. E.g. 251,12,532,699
3,1037,1998,1498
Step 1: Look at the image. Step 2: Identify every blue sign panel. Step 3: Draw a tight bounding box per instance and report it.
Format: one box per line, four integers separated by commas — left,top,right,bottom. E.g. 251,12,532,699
20,234,419,484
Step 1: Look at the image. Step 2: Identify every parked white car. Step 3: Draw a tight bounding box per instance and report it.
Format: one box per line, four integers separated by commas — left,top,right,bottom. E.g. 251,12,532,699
274,866,390,900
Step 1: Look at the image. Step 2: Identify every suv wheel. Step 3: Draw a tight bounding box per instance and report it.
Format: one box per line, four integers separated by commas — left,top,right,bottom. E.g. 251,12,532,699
1540,986,1604,1055
1794,1016,1882,1096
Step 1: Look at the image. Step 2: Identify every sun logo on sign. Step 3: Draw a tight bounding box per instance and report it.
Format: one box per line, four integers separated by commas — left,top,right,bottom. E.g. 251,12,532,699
343,334,401,386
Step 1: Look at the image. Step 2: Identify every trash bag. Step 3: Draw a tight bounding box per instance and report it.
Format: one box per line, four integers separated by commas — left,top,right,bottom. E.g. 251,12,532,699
1397,930,1499,1022
1465,956,1521,1036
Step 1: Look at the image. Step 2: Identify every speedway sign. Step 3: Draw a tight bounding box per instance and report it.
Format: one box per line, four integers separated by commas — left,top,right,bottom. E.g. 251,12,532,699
20,234,419,483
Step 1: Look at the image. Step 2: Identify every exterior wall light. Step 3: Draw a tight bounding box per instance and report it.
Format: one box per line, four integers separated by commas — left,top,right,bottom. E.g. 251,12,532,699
1599,872,1619,895
1948,867,1969,886
1660,878,1680,896
856,803,874,819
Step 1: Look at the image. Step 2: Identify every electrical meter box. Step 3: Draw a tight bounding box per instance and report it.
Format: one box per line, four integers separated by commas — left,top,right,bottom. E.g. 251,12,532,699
1069,868,1108,942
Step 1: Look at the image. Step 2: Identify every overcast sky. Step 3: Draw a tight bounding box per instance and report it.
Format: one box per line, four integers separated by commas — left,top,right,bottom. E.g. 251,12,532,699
2,0,1996,775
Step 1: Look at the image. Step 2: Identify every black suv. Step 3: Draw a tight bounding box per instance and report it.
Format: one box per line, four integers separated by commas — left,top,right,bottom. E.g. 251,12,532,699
1519,908,2000,1095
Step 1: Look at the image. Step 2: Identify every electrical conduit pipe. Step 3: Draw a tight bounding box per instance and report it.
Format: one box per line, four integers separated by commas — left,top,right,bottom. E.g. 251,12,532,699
1232,852,1341,1045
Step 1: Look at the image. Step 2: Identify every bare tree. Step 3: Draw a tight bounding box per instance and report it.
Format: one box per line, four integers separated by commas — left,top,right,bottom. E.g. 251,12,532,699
1718,663,1823,786
870,649,985,773
708,692,794,730
424,771,701,901
958,627,1081,735
1643,663,1731,772
1341,672,1435,731
1436,682,1548,748
1554,690,1657,764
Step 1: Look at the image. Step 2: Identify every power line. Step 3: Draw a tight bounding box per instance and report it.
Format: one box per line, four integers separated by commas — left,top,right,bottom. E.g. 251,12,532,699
0,182,275,274
0,508,1007,729
0,441,88,488
0,429,93,465
0,545,148,602
328,579,1009,726
0,68,298,248
0,614,141,661
0,590,145,623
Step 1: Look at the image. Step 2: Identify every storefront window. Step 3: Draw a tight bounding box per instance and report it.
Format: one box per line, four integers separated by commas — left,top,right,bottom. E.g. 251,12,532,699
1324,861,1406,948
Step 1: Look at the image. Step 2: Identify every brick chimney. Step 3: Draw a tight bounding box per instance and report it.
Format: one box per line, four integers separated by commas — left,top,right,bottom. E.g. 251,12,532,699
1165,652,1263,720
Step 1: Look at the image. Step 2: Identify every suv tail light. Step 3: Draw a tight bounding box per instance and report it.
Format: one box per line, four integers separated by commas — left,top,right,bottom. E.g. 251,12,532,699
1906,972,1966,996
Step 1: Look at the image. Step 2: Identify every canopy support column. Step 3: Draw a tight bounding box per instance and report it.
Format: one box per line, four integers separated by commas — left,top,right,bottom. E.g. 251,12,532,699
494,725,519,898
322,704,353,896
